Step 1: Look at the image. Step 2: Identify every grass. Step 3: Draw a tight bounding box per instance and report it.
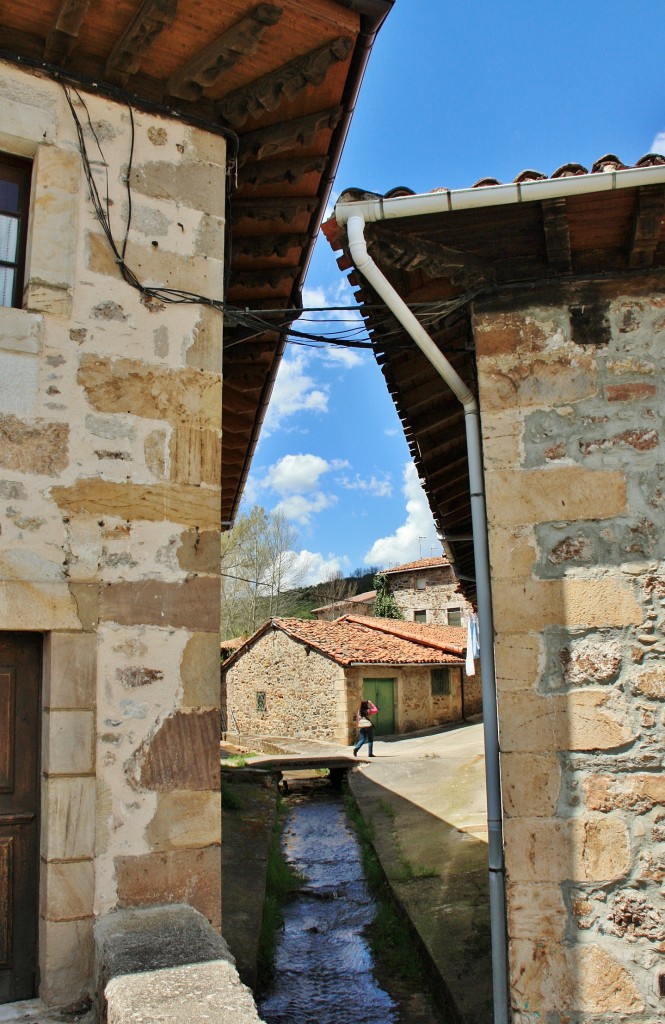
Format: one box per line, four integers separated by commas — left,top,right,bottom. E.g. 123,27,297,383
221,782,243,810
392,858,440,882
225,751,258,768
257,796,307,987
378,797,395,820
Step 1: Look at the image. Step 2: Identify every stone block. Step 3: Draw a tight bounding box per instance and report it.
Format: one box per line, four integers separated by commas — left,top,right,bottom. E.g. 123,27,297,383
35,146,80,193
0,580,81,630
41,859,94,921
42,777,96,860
0,307,43,354
101,577,220,630
632,664,665,699
87,231,219,296
504,815,631,882
509,936,572,1015
572,945,644,1013
29,179,78,292
584,772,665,813
38,917,93,1006
485,466,627,527
146,792,221,852
44,631,96,709
130,161,226,218
170,427,222,486
144,429,168,479
501,753,561,816
478,353,598,411
187,306,223,373
488,525,536,579
181,632,221,708
0,414,69,475
492,577,642,632
43,709,94,774
77,354,221,430
69,583,100,632
506,882,566,940
51,479,221,531
473,311,552,357
127,709,220,791
494,633,540,694
177,529,221,574
115,846,222,929
0,350,39,416
499,689,636,753
606,381,657,401
0,95,55,150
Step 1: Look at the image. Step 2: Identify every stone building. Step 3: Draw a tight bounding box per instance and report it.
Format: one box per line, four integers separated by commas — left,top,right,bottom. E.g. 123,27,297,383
326,155,665,1021
310,588,376,619
0,0,391,1008
381,555,473,625
223,614,469,743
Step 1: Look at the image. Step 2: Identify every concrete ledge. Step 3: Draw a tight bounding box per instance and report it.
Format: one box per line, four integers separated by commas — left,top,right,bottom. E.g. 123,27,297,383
96,904,266,1024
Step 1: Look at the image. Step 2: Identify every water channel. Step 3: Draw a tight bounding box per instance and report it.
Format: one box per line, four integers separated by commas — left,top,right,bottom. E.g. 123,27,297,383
257,786,442,1024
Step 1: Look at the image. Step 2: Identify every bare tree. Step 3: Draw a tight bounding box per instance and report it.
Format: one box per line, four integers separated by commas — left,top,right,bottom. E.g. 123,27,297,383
220,505,311,636
316,570,357,617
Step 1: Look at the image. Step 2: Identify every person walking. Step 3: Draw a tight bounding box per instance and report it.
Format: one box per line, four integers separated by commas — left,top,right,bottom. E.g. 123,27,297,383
353,698,378,757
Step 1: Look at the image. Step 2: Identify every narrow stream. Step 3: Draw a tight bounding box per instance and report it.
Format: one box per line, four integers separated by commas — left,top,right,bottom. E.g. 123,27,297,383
257,787,434,1024
258,789,397,1024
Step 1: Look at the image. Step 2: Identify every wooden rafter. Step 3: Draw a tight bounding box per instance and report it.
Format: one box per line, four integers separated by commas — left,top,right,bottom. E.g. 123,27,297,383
233,233,309,258
241,156,327,189
105,0,178,84
231,267,299,289
237,107,342,166
167,4,282,102
629,185,665,269
44,0,91,62
541,198,572,274
218,37,353,128
368,225,491,281
232,197,317,224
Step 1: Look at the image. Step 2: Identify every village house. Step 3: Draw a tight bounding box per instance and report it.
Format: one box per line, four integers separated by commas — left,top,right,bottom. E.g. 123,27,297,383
326,154,665,1022
0,0,392,1009
223,613,475,744
381,554,473,625
310,588,376,619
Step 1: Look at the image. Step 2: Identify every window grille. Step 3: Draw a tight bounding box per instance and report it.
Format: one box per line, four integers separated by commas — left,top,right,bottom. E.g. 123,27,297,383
256,691,266,712
431,668,451,696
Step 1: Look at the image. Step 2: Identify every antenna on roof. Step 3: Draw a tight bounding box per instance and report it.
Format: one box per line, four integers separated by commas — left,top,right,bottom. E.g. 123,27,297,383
418,535,425,557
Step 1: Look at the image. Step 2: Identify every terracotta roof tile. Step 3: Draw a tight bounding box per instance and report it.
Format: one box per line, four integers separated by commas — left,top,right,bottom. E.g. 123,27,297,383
381,555,449,574
226,615,466,668
342,615,466,655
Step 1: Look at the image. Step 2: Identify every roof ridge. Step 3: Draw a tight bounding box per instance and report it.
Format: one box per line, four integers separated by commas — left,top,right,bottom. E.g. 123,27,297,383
341,614,465,655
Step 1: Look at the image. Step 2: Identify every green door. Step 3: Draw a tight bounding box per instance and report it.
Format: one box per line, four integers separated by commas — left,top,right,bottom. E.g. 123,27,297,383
362,678,395,735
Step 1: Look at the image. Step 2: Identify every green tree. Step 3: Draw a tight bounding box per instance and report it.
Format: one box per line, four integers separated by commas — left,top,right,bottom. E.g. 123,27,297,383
373,572,403,619
220,505,310,637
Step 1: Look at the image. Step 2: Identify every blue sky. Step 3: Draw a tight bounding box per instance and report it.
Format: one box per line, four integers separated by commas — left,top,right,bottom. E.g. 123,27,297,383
243,0,665,585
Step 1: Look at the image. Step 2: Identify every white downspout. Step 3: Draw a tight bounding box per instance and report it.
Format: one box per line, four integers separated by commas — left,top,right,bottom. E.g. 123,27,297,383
343,212,509,1024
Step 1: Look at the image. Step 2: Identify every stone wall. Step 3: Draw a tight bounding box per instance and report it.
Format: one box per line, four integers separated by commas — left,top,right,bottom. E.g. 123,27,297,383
224,628,348,743
386,565,471,625
474,284,665,1021
0,62,225,1005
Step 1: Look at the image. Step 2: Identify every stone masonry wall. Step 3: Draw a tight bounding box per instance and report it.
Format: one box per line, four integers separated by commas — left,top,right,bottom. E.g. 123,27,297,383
386,566,471,625
345,664,464,737
224,629,348,744
0,63,225,1005
474,284,665,1022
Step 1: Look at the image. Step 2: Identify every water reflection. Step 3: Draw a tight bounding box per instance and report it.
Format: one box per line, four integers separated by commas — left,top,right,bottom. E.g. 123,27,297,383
258,792,398,1024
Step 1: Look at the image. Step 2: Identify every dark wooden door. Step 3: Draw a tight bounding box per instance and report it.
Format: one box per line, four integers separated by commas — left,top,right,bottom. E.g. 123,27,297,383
0,633,41,1003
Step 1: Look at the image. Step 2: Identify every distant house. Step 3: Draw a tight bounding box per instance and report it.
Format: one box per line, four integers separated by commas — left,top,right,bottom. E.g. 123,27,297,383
381,556,473,626
223,614,478,745
311,589,376,619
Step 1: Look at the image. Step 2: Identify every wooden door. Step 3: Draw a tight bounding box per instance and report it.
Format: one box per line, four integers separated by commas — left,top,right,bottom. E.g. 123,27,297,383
362,678,394,735
0,633,41,1003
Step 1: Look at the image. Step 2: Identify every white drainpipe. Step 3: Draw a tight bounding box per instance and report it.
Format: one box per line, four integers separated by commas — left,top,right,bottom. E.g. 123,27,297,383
340,209,510,1021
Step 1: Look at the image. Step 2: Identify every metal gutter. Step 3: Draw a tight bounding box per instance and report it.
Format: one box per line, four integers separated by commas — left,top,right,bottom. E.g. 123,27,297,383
339,209,509,1024
335,163,665,225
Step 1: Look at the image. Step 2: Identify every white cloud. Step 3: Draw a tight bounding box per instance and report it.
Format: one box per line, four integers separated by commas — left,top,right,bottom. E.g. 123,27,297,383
263,351,328,434
265,453,332,494
363,461,442,567
289,548,351,586
275,492,336,525
321,345,364,369
338,472,393,498
651,131,665,155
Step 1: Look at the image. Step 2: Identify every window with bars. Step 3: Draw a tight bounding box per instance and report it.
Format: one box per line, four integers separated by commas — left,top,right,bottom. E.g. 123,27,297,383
0,155,32,309
431,667,451,696
256,691,266,712
414,609,427,623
